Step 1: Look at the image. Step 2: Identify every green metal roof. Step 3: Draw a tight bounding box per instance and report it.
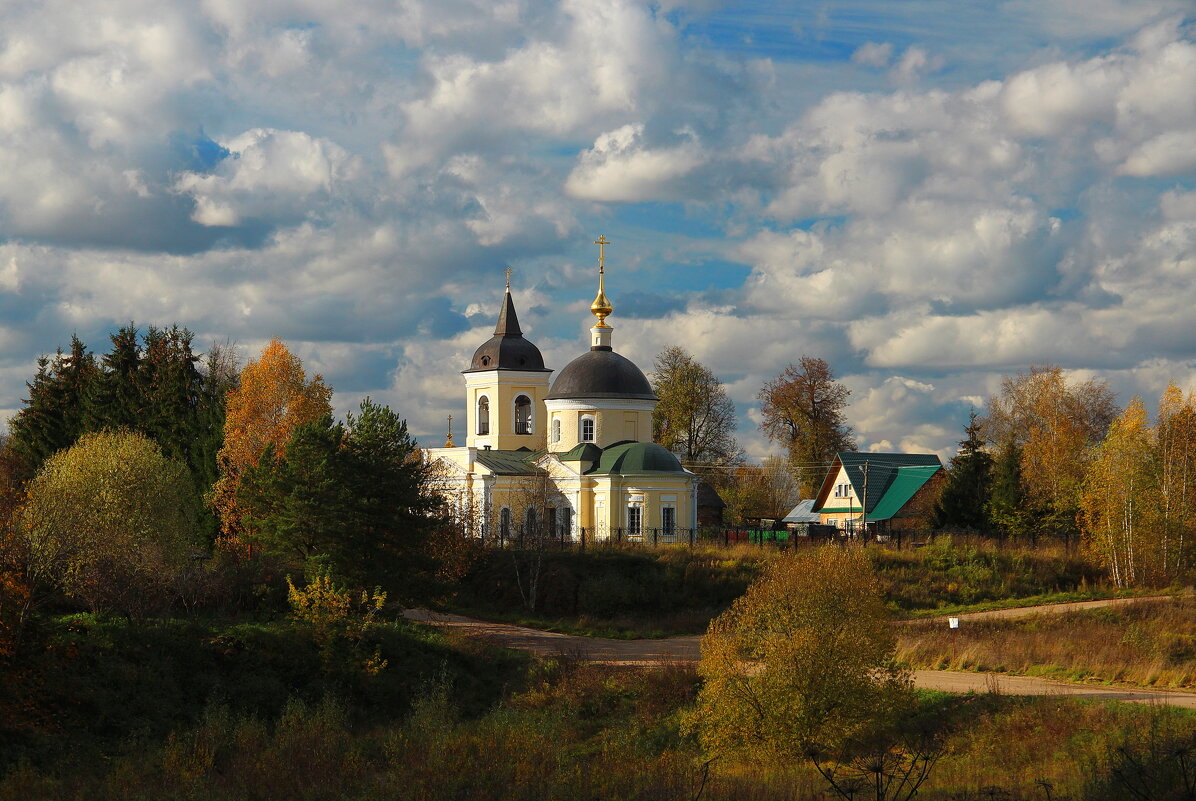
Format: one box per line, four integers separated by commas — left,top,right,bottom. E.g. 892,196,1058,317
474,448,540,475
812,452,942,519
558,442,603,462
866,465,941,521
586,441,688,475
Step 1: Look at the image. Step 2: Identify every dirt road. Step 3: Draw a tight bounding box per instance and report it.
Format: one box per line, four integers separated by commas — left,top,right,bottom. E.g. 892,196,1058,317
403,602,1196,708
911,593,1182,623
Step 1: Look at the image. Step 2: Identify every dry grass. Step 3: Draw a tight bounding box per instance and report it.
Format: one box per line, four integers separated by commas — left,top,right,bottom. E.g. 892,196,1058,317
897,596,1196,687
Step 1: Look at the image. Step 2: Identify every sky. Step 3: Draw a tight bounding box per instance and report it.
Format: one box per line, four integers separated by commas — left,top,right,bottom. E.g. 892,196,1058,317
1,0,1195,463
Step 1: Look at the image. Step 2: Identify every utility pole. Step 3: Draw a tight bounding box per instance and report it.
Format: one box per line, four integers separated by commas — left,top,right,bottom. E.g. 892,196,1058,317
861,462,869,543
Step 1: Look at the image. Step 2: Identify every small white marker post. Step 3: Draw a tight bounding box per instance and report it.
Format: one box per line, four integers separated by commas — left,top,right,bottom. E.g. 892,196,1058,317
949,617,959,629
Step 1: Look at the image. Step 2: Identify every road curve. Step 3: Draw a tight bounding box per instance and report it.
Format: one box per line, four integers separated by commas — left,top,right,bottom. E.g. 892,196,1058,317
402,607,1196,708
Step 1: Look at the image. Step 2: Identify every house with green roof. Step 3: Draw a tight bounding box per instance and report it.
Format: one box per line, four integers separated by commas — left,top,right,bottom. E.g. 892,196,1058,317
810,452,944,538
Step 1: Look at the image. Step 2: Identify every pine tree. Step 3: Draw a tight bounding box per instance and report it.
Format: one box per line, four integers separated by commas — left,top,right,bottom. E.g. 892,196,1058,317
933,411,994,531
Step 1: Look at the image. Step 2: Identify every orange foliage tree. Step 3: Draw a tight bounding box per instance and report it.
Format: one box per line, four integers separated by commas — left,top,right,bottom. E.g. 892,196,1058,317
211,339,332,543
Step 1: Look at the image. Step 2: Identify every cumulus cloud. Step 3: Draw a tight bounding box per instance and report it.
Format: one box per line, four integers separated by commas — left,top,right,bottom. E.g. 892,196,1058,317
1,0,1196,460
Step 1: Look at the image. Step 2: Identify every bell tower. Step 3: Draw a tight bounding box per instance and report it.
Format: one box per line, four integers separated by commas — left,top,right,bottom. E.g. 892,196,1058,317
462,269,552,450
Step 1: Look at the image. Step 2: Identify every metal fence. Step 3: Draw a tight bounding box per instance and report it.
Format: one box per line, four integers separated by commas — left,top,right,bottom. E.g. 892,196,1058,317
480,524,840,551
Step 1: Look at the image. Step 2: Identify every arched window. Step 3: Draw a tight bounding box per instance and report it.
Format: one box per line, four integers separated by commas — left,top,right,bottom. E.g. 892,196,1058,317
525,506,537,535
515,395,532,434
477,395,490,435
499,507,511,539
551,418,561,443
580,415,595,442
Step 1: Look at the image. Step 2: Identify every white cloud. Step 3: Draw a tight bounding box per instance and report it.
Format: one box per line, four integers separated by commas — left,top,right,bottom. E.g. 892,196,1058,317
852,42,892,68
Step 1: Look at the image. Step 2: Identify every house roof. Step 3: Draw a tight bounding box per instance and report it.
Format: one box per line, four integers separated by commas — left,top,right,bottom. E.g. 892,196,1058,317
783,499,819,523
812,451,943,521
698,481,727,509
474,447,541,475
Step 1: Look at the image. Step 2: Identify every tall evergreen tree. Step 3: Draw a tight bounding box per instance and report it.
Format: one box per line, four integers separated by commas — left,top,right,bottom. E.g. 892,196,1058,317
84,324,143,433
933,411,994,530
238,398,437,597
986,434,1030,539
7,336,98,478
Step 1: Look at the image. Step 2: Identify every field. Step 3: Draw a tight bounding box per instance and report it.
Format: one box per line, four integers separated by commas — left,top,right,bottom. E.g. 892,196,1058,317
449,538,1119,636
3,540,1191,800
3,656,1194,801
898,595,1196,687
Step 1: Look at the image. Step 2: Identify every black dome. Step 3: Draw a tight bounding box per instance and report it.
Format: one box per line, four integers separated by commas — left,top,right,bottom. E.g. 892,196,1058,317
546,348,656,400
464,289,551,373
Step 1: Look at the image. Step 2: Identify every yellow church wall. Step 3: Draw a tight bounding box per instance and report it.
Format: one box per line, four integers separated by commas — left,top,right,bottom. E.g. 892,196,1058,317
464,372,549,450
546,406,654,451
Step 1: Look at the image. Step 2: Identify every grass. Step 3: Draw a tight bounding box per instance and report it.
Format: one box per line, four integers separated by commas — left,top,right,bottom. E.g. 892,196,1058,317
897,596,1196,687
447,538,1118,637
0,611,527,774
4,659,1195,801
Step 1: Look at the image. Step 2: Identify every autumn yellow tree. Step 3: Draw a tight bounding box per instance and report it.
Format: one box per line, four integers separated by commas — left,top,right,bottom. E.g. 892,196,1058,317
211,339,332,543
1155,383,1196,579
984,366,1118,542
1081,397,1156,587
690,547,910,764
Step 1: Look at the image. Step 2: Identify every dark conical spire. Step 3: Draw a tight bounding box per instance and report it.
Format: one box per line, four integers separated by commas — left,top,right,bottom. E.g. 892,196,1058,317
464,279,550,373
494,287,522,336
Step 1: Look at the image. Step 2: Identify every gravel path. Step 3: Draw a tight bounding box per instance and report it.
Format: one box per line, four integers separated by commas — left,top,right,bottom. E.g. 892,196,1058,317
403,600,1196,708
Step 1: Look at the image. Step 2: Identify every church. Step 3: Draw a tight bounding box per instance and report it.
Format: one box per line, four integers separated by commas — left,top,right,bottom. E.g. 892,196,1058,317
426,239,700,542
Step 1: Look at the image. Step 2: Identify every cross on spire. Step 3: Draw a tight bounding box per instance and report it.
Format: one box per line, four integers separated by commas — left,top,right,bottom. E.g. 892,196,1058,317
594,235,609,274
503,265,513,289
445,414,454,448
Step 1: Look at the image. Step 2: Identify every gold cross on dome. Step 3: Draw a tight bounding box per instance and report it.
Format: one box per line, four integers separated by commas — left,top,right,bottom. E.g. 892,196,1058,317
594,235,609,273
503,265,514,288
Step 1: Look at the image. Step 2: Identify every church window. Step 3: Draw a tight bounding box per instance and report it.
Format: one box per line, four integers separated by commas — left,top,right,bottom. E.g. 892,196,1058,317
477,396,490,435
515,395,532,434
559,506,572,537
525,506,537,535
626,504,642,536
580,415,595,442
662,506,676,534
551,418,561,443
499,507,511,539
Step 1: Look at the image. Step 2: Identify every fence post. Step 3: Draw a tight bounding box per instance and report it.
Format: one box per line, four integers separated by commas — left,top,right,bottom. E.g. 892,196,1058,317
580,526,586,552
653,527,658,547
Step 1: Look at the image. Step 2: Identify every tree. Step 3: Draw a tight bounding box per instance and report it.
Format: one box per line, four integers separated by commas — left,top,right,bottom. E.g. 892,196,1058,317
690,546,910,764
7,335,98,479
212,339,332,543
932,411,994,531
983,365,1118,543
16,430,200,618
1154,383,1196,580
1081,398,1157,587
719,456,799,525
238,399,438,597
758,357,855,496
650,346,741,467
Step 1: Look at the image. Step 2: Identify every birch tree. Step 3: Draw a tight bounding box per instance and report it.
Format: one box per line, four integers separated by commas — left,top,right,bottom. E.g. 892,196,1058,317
1155,383,1196,579
1081,398,1156,587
